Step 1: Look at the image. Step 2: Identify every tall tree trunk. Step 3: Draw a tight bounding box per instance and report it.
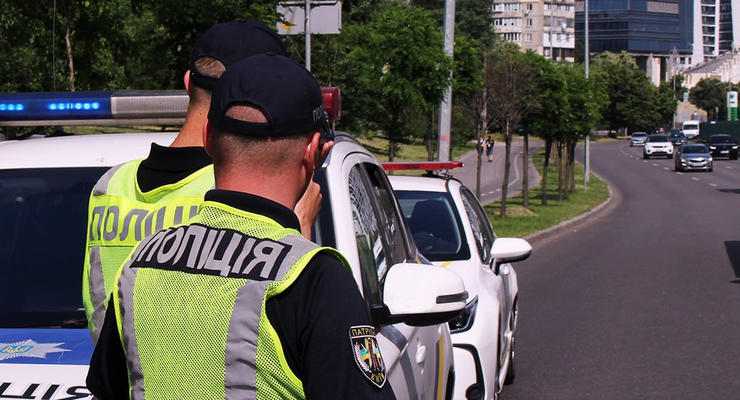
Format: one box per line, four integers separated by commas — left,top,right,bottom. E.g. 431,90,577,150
568,140,577,192
388,135,396,162
522,131,529,209
64,3,75,92
499,120,513,218
427,110,436,161
475,144,483,200
564,140,572,194
557,140,564,201
541,138,553,205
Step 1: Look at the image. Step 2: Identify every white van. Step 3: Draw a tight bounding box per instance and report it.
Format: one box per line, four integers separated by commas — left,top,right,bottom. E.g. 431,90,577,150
682,120,701,139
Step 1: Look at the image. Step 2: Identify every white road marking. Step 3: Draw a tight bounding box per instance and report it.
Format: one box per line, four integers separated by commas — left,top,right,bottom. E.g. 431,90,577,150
643,160,649,163
496,188,501,192
709,183,718,187
691,177,700,181
487,191,496,194
663,167,669,170
726,166,734,170
676,172,684,175
652,163,659,167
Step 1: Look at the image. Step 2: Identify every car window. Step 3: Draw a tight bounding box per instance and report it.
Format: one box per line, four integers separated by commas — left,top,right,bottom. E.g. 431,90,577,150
0,167,107,327
363,164,412,266
460,187,495,263
347,165,386,304
395,189,470,262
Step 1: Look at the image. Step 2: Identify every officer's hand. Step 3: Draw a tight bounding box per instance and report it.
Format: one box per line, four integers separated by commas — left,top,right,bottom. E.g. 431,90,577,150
295,179,322,240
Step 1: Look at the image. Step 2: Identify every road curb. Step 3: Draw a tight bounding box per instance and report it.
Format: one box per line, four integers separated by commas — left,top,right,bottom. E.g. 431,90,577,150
523,169,617,245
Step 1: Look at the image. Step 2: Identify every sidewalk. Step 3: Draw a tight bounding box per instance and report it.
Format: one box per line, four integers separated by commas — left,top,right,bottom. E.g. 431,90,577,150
450,139,542,205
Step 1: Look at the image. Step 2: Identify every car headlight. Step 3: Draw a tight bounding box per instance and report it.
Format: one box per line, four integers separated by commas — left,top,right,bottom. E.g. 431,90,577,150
680,158,687,163
448,295,478,333
709,146,716,149
708,157,713,161
733,145,738,149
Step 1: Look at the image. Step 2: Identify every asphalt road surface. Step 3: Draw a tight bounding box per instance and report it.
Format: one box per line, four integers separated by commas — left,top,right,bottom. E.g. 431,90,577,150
452,140,542,204
504,140,740,399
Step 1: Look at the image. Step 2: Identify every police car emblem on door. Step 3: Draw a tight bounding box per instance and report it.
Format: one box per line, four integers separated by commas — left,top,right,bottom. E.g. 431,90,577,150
350,325,386,388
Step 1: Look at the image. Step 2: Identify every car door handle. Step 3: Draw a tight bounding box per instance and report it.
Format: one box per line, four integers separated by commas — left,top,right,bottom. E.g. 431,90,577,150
416,343,426,364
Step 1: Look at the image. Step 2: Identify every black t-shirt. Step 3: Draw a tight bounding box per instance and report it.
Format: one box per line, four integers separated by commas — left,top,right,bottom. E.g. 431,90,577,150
86,190,396,400
136,143,212,192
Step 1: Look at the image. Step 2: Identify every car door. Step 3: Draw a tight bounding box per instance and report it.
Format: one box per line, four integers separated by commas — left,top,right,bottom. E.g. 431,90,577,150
326,150,448,400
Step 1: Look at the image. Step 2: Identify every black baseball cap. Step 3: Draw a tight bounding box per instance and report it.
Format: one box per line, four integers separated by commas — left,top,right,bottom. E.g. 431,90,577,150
189,19,287,90
208,53,334,140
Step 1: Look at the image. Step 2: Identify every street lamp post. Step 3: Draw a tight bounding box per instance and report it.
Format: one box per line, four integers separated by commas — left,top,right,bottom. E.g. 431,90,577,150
584,0,590,189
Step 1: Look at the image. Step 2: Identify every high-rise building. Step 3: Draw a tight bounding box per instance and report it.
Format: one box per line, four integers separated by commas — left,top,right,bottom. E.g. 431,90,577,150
493,0,576,62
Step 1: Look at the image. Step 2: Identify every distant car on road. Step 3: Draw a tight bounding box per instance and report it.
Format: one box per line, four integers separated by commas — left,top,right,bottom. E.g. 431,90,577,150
668,130,687,146
630,132,648,147
707,134,738,159
682,120,701,139
675,143,713,172
643,135,673,159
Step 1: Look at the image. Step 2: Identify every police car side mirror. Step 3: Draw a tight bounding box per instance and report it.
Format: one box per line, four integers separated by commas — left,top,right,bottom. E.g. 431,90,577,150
379,263,468,327
490,238,532,275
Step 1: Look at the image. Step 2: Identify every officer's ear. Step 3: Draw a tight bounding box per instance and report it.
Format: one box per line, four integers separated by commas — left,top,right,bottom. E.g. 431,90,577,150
301,132,322,174
184,70,191,93
202,120,214,157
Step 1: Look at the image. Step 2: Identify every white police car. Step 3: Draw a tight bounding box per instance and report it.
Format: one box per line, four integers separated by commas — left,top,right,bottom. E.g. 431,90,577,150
389,173,532,400
0,131,465,399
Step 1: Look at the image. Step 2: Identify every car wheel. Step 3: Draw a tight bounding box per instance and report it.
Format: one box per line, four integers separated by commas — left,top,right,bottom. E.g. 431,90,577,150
708,167,713,172
668,154,673,159
643,153,649,159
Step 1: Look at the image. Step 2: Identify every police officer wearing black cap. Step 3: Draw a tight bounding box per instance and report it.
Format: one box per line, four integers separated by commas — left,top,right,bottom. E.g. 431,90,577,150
82,19,324,343
86,54,396,399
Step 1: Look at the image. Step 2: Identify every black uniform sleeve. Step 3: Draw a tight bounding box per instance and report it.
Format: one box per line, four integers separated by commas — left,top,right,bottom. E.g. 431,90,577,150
266,253,396,400
86,297,129,400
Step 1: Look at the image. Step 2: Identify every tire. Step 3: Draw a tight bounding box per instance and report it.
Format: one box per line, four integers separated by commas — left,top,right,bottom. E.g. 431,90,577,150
668,154,673,159
708,167,713,172
643,153,649,159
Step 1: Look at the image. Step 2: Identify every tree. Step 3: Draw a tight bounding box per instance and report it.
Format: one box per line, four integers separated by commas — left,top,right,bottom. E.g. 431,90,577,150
690,77,728,121
591,51,659,133
521,56,567,205
487,42,539,217
339,2,452,161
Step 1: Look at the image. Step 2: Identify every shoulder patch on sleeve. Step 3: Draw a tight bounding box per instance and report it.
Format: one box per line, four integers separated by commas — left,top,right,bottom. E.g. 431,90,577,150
349,325,387,389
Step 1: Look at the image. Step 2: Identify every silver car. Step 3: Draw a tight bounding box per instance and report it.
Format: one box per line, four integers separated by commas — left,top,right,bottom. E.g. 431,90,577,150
675,144,713,172
630,132,648,147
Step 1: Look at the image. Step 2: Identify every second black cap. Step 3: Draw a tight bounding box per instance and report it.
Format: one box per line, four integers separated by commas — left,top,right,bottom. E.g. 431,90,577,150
189,19,287,90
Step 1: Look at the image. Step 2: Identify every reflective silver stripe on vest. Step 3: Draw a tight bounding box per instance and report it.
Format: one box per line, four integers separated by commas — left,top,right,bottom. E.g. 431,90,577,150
92,164,123,197
224,234,318,399
88,164,124,339
88,246,107,344
118,242,148,400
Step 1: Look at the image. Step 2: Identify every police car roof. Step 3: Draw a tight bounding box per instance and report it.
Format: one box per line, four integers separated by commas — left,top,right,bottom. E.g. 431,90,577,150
0,132,176,169
388,175,458,193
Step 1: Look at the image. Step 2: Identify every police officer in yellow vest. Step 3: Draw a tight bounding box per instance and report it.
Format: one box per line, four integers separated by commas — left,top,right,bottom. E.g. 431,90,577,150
81,20,322,342
86,54,396,399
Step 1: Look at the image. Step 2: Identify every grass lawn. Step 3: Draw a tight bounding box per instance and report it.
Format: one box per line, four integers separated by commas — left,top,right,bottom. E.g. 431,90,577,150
483,148,610,238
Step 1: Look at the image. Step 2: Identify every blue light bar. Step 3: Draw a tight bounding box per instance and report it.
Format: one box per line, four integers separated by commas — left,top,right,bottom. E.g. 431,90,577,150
0,91,113,121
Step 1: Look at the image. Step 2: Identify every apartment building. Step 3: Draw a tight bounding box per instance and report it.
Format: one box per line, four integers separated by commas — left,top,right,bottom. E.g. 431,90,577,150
493,0,576,62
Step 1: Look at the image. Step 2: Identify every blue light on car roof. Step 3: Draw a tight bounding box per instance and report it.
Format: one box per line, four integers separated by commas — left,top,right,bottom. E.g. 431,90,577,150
0,92,113,121
0,103,25,112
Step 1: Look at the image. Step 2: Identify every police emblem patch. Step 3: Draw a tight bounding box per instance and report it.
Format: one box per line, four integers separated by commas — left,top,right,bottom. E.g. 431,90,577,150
349,325,386,389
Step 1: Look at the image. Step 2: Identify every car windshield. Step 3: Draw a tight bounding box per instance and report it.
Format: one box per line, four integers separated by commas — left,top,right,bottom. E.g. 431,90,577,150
669,132,684,138
632,133,647,138
0,167,107,328
682,145,708,154
394,190,469,262
647,135,668,142
710,136,734,144
683,124,698,130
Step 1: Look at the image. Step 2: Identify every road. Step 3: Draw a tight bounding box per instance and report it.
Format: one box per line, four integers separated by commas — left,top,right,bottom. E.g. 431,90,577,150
451,140,542,204
504,140,740,399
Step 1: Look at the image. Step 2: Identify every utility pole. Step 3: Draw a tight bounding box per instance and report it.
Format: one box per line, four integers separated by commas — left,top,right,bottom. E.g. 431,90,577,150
437,0,455,161
584,0,590,189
